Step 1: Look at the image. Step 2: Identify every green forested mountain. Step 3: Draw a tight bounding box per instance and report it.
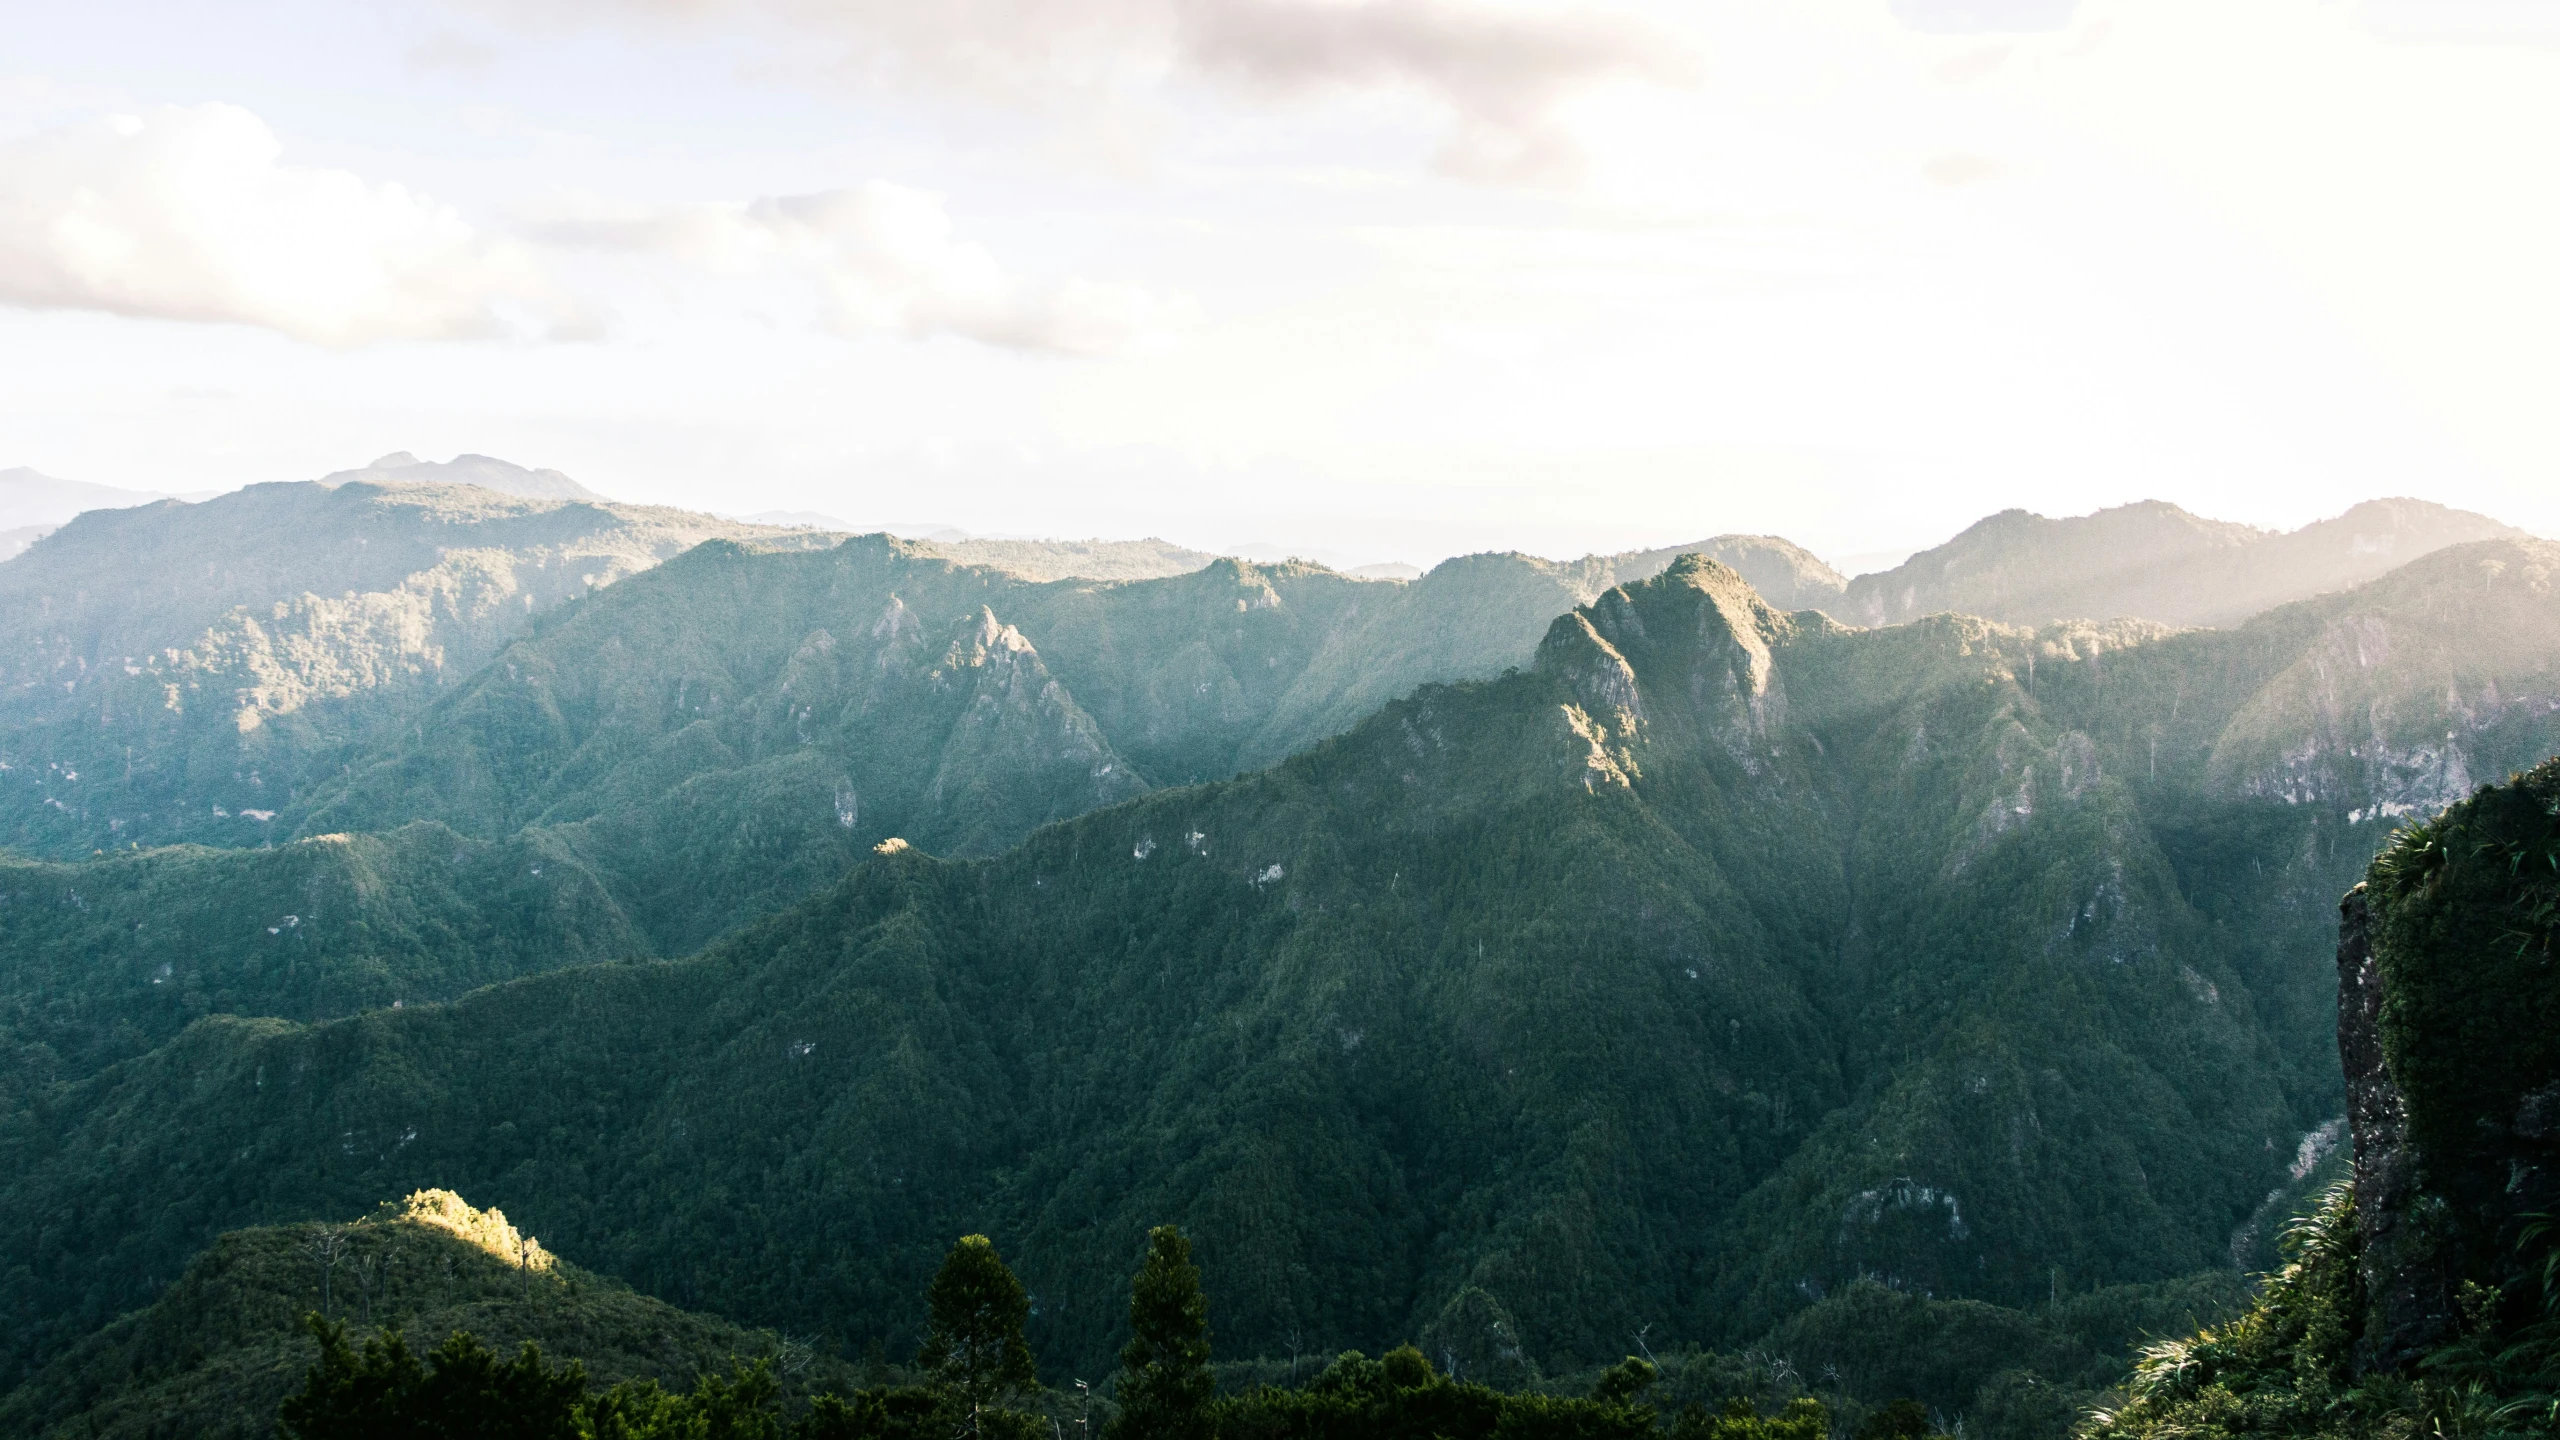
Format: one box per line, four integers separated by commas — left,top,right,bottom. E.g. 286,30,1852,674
1840,498,2521,629
11,543,2560,1412
0,464,1835,875
0,1187,852,1440
290,528,1844,862
0,823,647,1107
0,479,827,856
0,517,1858,1106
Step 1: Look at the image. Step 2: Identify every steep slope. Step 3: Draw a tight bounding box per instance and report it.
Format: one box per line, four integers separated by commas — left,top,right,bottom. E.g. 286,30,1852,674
1235,535,1845,769
0,481,828,856
0,537,1862,1109
2088,757,2560,1440
0,1188,845,1440
0,823,645,1108
4,491,1826,868
291,540,1358,870
18,552,2560,1400
1840,499,2524,629
285,535,1846,939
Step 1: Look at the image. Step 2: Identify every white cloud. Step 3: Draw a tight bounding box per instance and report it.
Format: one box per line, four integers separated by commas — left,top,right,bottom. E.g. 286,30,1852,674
0,105,1168,356
520,0,1688,183
1171,0,1684,180
537,183,1183,356
0,103,577,345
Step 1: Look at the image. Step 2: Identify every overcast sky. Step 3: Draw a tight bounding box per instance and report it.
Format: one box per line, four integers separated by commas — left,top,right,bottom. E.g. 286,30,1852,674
3,0,2556,570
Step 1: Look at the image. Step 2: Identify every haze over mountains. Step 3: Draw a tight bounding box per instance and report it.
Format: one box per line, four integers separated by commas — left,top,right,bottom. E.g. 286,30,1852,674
1834,498,2524,628
0,468,201,530
10,539,2560,1416
0,465,2552,1437
0,467,214,562
316,452,611,504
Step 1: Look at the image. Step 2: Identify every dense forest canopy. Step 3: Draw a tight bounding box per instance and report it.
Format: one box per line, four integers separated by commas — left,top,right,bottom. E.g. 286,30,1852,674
2,485,2556,1439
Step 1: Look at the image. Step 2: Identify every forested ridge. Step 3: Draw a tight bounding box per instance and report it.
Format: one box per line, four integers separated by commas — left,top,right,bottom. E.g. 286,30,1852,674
0,527,1870,1103
5,488,2559,1438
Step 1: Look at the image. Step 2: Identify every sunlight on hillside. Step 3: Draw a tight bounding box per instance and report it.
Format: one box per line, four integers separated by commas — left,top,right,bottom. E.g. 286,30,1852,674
389,1189,554,1273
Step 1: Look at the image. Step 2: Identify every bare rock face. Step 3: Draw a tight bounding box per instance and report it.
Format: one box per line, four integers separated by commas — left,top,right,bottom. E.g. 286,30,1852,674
2336,885,2449,1372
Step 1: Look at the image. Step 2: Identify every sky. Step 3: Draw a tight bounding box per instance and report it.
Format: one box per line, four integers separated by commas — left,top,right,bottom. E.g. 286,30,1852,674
1,0,2556,572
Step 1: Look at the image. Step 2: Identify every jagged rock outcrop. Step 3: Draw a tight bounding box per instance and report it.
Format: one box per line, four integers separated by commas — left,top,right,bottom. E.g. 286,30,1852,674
2335,885,2442,1371
2337,755,2560,1372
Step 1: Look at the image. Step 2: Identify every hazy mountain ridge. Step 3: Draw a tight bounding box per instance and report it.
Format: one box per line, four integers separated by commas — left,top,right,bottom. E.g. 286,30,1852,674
911,535,1223,581
0,463,1829,865
0,515,1904,1112
0,467,198,531
1839,498,2522,629
3,484,2485,867
319,452,609,503
6,537,2552,1117
0,480,834,855
1231,534,1846,770
284,532,1862,920
12,547,2560,1408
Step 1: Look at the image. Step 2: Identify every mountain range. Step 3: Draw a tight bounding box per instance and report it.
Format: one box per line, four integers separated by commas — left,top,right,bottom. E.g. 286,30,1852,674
0,470,2553,1437
7,537,2559,1410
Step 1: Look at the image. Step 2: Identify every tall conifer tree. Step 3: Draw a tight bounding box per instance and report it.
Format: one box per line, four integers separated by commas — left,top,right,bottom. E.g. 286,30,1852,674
919,1235,1038,1440
1105,1226,1214,1440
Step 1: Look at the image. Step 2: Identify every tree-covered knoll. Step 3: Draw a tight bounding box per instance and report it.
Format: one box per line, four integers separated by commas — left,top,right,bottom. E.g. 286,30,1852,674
7,554,2489,1407
0,1188,857,1440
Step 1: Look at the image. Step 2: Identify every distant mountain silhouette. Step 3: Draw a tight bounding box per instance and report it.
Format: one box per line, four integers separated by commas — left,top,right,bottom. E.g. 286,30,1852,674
1840,498,2525,628
320,451,608,502
0,467,193,531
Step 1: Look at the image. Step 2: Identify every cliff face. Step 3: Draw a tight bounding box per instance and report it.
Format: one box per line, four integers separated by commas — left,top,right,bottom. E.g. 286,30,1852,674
2339,755,2560,1374
2335,886,2446,1371
2080,761,2560,1440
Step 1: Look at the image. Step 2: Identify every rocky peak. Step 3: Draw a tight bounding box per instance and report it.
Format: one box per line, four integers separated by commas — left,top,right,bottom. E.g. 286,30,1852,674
1535,555,1795,766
